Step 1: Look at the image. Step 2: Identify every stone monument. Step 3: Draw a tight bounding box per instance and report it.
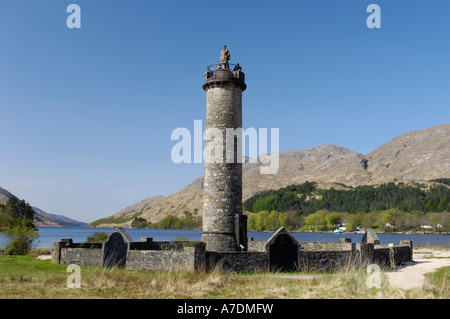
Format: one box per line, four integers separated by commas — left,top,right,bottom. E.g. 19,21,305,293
201,46,247,252
220,45,230,69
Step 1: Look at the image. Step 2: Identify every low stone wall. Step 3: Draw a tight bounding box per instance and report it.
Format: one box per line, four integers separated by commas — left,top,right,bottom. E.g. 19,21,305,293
52,228,414,273
298,241,355,252
206,251,268,272
249,240,355,253
299,250,357,272
374,247,392,266
127,246,204,271
247,240,266,252
57,247,103,267
52,237,206,272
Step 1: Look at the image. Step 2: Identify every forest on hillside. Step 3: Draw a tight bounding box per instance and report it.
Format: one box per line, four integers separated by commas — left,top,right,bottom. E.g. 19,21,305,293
243,180,450,215
243,180,450,233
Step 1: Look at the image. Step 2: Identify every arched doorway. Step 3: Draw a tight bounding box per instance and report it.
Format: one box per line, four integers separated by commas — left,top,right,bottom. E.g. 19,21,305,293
268,233,299,272
102,232,128,269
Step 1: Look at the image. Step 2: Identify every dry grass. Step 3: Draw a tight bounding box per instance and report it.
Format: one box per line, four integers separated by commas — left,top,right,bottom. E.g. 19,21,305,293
0,252,448,299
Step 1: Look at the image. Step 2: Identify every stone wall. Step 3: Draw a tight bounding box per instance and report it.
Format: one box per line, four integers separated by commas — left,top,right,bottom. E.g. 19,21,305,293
247,240,266,252
206,251,268,272
127,246,204,272
298,241,355,252
52,232,207,272
52,228,413,273
57,247,103,267
300,250,356,272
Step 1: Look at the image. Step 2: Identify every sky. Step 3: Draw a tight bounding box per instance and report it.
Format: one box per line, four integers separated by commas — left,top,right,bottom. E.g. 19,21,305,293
0,0,449,223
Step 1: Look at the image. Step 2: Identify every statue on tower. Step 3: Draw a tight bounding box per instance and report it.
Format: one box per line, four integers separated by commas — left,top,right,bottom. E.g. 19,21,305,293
220,45,230,69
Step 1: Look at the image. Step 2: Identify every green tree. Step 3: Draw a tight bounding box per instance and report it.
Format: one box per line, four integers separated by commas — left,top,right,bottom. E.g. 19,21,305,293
344,212,364,231
247,213,257,231
362,211,381,230
265,210,282,230
255,210,269,231
381,210,394,231
325,213,341,230
3,225,39,255
158,215,180,229
86,232,108,243
0,197,35,229
304,210,329,231
131,217,148,228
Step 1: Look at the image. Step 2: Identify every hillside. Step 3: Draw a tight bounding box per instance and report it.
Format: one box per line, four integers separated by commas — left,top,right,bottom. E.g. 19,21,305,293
89,124,450,228
0,186,87,227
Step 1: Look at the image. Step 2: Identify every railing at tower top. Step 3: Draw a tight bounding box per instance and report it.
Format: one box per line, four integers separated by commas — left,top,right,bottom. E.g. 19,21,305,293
204,63,245,85
207,63,241,72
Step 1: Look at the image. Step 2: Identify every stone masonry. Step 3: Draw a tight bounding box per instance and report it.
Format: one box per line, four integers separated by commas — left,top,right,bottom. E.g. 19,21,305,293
52,227,414,273
201,65,247,252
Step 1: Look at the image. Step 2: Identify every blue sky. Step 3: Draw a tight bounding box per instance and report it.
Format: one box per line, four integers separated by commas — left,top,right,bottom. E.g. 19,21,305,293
0,1,449,223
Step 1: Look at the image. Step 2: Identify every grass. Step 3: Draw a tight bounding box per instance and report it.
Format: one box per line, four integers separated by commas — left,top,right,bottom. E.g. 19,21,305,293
424,266,449,297
0,250,448,299
1,246,449,299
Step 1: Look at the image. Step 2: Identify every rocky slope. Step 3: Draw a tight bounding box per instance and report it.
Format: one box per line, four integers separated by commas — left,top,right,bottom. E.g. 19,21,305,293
91,124,450,227
0,186,87,227
366,124,449,184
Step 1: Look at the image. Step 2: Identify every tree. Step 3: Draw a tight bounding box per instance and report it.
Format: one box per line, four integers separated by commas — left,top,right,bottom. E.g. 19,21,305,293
265,210,282,230
429,213,445,233
0,197,35,229
131,217,148,228
255,210,269,231
284,210,303,231
362,211,380,230
247,213,257,231
158,215,180,229
3,225,39,255
325,213,341,230
304,210,329,231
344,212,364,231
86,232,108,243
381,209,397,232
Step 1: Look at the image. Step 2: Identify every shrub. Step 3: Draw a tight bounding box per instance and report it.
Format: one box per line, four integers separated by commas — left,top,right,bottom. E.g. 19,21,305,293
131,217,148,228
3,225,39,255
86,232,108,243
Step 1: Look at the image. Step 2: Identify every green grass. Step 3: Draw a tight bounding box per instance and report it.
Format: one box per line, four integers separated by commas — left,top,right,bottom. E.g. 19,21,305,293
0,250,448,299
424,266,449,297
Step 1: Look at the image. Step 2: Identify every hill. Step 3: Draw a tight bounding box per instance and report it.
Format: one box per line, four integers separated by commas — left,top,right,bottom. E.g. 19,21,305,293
89,124,450,228
0,186,87,227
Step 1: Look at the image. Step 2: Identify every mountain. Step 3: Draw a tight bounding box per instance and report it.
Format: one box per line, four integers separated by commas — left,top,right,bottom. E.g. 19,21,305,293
365,124,449,184
0,187,15,204
89,124,450,228
0,186,87,227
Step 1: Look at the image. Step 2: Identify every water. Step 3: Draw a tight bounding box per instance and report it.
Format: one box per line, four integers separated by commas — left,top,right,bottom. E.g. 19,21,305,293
1,227,448,248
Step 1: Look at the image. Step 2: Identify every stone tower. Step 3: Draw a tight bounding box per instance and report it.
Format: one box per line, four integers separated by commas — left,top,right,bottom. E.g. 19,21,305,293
201,47,247,252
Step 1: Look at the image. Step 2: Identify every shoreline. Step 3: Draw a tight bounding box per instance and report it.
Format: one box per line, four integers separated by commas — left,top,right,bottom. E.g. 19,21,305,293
386,247,450,290
34,225,450,236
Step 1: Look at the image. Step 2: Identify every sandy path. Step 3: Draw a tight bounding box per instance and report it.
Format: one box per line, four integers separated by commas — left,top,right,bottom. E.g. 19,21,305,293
385,248,450,290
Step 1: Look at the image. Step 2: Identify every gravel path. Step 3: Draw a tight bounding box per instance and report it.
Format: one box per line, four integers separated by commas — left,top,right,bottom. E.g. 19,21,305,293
385,248,450,290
